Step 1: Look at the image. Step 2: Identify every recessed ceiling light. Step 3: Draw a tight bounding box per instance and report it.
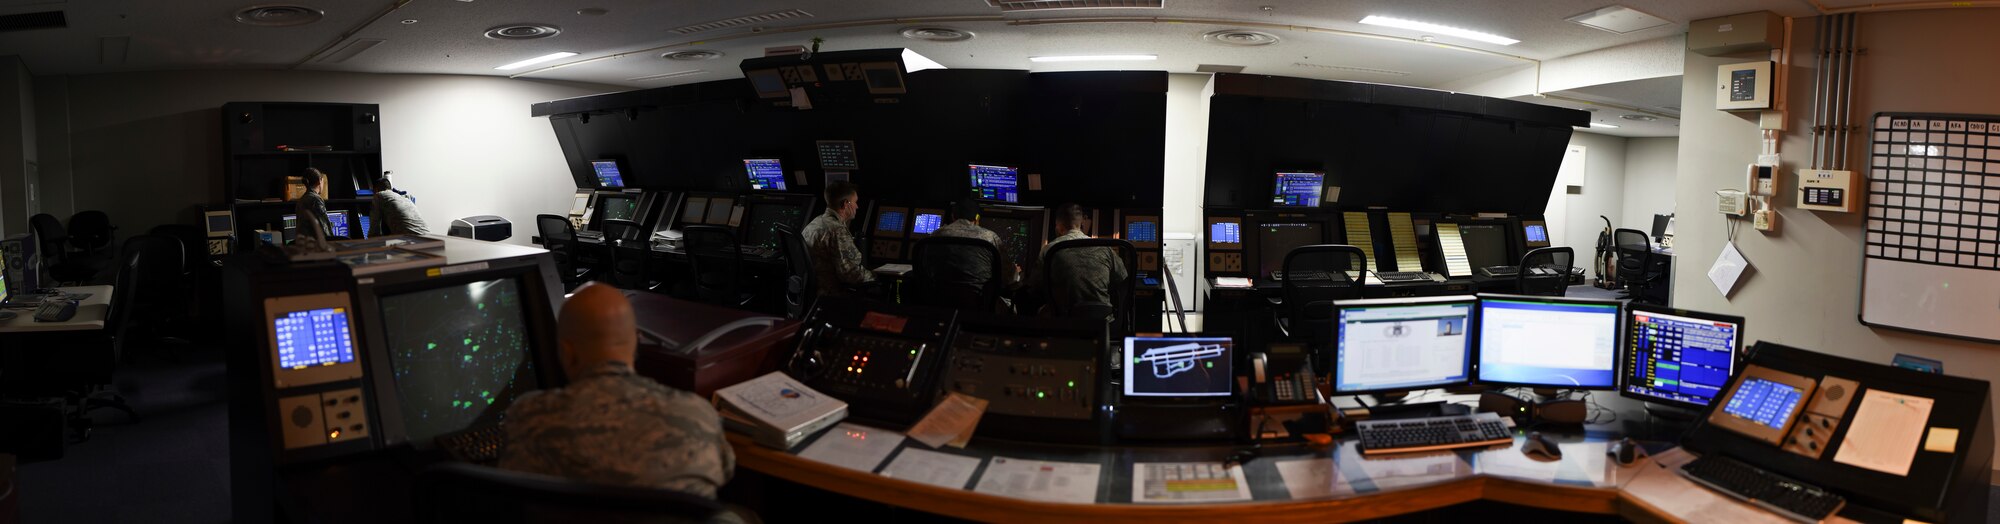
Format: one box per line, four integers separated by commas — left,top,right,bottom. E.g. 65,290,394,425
400,19,417,24
1028,54,1156,62
494,51,577,70
1588,122,1620,128
1621,114,1659,122
1358,15,1519,45
661,50,722,61
233,5,324,27
576,8,608,16
1566,5,1670,34
1202,29,1280,47
485,24,561,40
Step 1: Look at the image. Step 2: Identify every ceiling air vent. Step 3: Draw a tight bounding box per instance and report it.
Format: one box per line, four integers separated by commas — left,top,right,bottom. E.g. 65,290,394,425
628,70,710,82
901,26,974,42
485,24,561,40
232,5,321,27
1202,30,1278,47
662,50,723,61
1196,64,1246,74
1291,62,1409,76
670,9,813,35
986,0,1163,11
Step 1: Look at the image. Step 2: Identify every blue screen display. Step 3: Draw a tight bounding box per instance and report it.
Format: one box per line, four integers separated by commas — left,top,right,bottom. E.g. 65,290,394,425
357,215,371,239
912,213,942,235
1271,172,1324,207
1476,298,1621,388
1127,221,1159,243
1623,311,1739,407
969,164,1020,203
744,158,787,191
1723,378,1805,430
273,307,358,369
327,211,350,238
591,160,625,188
1525,225,1548,243
1210,222,1240,244
876,210,907,233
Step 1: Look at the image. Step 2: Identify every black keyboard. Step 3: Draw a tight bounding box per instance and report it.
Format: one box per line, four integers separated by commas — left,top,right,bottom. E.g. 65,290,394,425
1679,454,1846,522
738,246,777,258
1477,265,1520,278
1376,271,1434,283
1270,270,1334,282
437,424,508,464
1355,412,1513,455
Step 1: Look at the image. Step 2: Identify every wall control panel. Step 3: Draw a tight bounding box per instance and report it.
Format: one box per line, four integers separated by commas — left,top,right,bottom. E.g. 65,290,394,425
1797,169,1858,212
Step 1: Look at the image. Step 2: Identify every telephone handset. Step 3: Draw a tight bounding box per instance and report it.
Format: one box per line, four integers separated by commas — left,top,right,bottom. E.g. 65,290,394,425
1251,352,1318,405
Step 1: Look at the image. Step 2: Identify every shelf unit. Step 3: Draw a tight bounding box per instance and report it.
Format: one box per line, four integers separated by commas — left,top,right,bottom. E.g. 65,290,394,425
221,102,383,241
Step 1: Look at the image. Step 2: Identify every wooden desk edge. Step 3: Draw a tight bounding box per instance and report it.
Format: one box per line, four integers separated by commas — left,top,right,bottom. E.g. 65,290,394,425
730,433,1636,523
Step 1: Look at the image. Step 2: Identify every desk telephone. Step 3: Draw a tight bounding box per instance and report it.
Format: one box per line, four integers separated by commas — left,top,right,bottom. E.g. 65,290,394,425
1251,352,1317,405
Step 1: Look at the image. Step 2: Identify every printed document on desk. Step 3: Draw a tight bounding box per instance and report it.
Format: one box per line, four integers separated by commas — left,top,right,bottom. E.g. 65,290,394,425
880,448,983,490
1275,458,1355,499
974,456,1102,504
1132,462,1251,504
797,423,904,473
1832,389,1933,476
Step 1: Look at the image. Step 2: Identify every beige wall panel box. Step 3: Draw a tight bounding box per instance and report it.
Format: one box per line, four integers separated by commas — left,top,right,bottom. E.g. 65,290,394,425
1797,169,1859,212
1689,11,1783,56
1717,62,1774,111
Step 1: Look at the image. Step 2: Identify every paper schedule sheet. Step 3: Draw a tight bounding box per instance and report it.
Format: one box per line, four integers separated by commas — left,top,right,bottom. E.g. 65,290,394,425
1132,462,1252,504
881,448,983,490
1832,389,1935,477
973,456,1102,504
797,423,905,473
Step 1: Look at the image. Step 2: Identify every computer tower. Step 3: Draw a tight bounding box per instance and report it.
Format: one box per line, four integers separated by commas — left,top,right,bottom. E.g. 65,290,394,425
1,234,39,296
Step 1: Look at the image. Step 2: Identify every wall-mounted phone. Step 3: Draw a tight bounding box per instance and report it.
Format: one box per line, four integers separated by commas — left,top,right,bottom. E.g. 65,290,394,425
1251,351,1318,405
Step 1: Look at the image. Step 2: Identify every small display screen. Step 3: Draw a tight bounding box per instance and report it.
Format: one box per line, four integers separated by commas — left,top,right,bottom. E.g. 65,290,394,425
207,214,233,233
1124,337,1233,397
1126,221,1159,243
681,197,710,225
912,213,943,235
358,215,371,239
591,160,625,188
327,211,350,238
283,214,298,230
1210,222,1241,244
1722,377,1805,430
599,196,638,222
969,164,1020,203
273,307,358,369
1524,225,1548,243
876,210,907,233
744,158,787,191
1271,172,1325,207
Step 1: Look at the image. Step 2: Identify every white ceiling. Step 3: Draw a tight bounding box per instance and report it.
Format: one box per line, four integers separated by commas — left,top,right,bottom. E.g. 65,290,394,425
0,0,1917,137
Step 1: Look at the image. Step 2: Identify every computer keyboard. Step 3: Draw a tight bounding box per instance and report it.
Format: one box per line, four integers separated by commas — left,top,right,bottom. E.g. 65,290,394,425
1476,265,1520,278
1376,271,1435,283
1355,412,1513,455
1269,270,1334,282
738,246,777,258
1679,454,1846,522
576,230,604,241
437,424,508,464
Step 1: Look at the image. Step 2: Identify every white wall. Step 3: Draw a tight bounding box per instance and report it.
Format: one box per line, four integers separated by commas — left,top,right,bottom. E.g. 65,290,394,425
1547,131,1629,254
31,75,70,220
1622,137,1679,231
1164,73,1212,308
41,70,620,245
0,56,33,238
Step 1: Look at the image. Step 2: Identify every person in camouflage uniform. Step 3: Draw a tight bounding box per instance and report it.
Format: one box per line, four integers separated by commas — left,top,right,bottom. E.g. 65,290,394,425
801,181,875,297
500,282,737,516
930,199,1019,291
1041,203,1128,316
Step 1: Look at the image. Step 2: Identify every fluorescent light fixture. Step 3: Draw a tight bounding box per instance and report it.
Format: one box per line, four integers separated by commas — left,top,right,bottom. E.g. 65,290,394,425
1588,122,1619,128
1028,54,1157,63
494,51,578,70
1358,16,1519,45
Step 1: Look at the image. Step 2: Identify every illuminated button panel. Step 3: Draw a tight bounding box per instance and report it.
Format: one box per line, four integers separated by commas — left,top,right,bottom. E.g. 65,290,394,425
823,332,928,398
278,387,370,450
944,333,1096,420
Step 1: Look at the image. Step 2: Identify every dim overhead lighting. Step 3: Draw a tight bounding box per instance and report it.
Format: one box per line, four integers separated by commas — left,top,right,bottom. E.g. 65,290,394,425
1588,122,1620,129
1359,15,1519,45
494,51,577,70
1028,54,1157,62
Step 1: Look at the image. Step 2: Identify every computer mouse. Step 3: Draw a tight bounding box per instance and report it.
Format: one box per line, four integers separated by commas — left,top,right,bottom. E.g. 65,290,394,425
1521,431,1562,460
1608,437,1642,466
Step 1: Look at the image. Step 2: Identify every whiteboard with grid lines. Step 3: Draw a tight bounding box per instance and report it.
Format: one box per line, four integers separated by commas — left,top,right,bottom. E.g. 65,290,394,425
1861,112,2000,343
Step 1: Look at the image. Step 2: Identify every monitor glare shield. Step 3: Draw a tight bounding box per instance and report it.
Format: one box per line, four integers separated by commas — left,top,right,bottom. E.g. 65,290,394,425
705,197,735,225
912,213,943,235
1210,221,1241,245
599,196,638,222
1271,172,1325,208
378,277,540,444
327,211,351,238
1476,295,1622,389
969,164,1020,203
1333,297,1476,394
1123,337,1233,397
272,307,359,370
1127,221,1160,243
744,159,787,191
1458,224,1511,268
876,210,907,234
1524,224,1549,244
681,197,711,226
1257,222,1324,279
591,160,625,188
1620,306,1743,409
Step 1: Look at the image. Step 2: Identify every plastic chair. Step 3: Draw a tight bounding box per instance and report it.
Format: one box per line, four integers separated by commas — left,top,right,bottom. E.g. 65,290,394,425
1041,238,1136,335
1278,244,1367,341
412,462,726,524
909,236,1005,313
600,219,653,290
775,225,816,319
1516,246,1575,296
535,214,592,287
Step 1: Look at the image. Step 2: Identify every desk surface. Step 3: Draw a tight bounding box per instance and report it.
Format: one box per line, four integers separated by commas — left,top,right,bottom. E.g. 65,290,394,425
0,286,113,333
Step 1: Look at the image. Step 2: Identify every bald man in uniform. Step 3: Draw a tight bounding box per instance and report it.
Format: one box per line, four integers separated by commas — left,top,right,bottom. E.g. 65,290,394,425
500,282,738,520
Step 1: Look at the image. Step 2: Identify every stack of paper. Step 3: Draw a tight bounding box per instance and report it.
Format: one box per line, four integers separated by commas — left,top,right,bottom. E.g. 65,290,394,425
712,371,848,449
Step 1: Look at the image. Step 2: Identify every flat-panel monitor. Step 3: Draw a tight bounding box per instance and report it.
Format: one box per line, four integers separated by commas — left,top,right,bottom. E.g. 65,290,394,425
357,216,372,239
681,196,711,226
283,214,298,231
377,276,542,444
590,160,625,189
1255,222,1324,279
704,197,735,226
1332,296,1476,394
1123,215,1160,249
969,164,1020,203
570,191,592,215
1207,217,1242,251
976,205,1047,273
598,195,639,223
874,208,908,238
744,158,787,191
1651,214,1674,242
1123,336,1233,397
743,203,807,251
911,212,943,235
1271,172,1325,208
1458,223,1511,268
1619,304,1745,410
1521,220,1551,248
1475,294,1622,389
1705,365,1816,446
327,210,351,238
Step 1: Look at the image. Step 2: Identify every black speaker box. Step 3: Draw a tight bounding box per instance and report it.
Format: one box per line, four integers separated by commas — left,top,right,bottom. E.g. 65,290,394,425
1479,391,1530,419
1536,399,1588,425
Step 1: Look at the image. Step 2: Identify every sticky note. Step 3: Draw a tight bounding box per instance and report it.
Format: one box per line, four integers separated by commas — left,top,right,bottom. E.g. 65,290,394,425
1924,427,1959,453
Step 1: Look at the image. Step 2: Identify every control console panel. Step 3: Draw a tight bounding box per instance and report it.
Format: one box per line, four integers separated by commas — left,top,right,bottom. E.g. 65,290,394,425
791,297,956,425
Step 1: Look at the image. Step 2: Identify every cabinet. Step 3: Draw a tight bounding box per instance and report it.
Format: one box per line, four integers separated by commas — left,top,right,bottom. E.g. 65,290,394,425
221,102,381,241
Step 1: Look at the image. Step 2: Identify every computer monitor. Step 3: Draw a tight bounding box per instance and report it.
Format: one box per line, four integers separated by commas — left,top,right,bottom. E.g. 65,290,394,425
680,196,711,226
911,212,943,235
1521,220,1551,248
597,194,639,223
357,215,372,239
1123,336,1233,397
1256,222,1324,279
283,214,298,231
265,292,365,388
1210,221,1240,244
591,160,625,189
1331,296,1476,394
874,208,908,237
744,158,787,191
327,210,351,238
1475,294,1623,390
975,205,1047,273
1457,223,1511,268
1651,214,1674,242
742,202,806,251
376,276,542,444
1619,304,1745,410
1271,172,1325,208
969,164,1020,203
205,211,234,237
1124,216,1160,249
704,197,735,226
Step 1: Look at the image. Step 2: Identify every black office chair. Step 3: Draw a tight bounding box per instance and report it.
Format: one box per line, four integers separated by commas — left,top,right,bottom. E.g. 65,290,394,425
600,219,654,291
413,462,726,524
31,213,96,285
66,211,116,258
682,225,753,308
775,225,816,320
1278,245,1367,342
535,214,592,288
909,236,1005,313
1041,238,1136,335
1614,228,1664,303
1516,246,1575,297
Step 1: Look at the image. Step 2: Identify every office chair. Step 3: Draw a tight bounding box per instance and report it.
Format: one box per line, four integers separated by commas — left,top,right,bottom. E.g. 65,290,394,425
682,225,753,308
600,219,654,291
30,213,96,285
1516,246,1575,297
1277,245,1367,341
1614,228,1664,303
1041,238,1136,336
412,462,726,524
66,211,116,258
534,214,592,288
909,236,1005,313
775,225,816,320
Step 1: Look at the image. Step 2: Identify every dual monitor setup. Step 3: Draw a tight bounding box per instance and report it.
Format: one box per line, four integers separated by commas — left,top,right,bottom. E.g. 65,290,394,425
572,158,816,254
279,211,372,241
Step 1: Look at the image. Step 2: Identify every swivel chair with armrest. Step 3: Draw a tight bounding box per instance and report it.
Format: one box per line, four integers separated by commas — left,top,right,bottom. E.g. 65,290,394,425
1516,246,1575,297
601,219,656,291
413,462,727,524
775,225,816,320
31,213,97,285
66,211,117,259
1614,228,1665,304
682,225,754,308
909,236,1006,313
1277,245,1367,342
1041,238,1136,336
535,214,593,289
